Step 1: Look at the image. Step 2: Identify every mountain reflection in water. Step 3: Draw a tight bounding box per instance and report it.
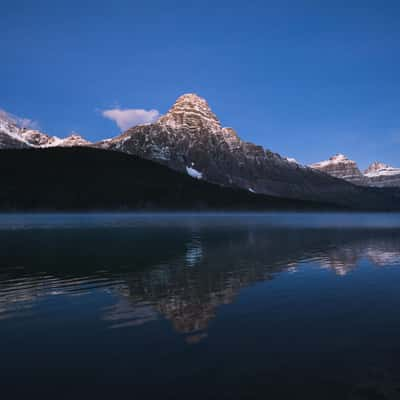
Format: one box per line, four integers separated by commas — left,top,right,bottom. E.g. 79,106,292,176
1,215,400,339
1,213,400,399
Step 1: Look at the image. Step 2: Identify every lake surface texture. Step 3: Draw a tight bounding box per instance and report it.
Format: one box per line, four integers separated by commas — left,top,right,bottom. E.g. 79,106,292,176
1,213,400,399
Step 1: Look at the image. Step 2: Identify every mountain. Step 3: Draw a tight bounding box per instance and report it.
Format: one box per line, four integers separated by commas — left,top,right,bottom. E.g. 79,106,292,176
97,93,399,209
309,154,367,186
0,112,91,148
20,129,91,147
44,133,92,147
364,162,400,188
0,114,31,149
310,155,400,188
0,147,343,211
2,96,399,208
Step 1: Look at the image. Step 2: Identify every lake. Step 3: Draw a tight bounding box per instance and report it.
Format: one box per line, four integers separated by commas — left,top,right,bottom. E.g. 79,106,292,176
1,213,400,399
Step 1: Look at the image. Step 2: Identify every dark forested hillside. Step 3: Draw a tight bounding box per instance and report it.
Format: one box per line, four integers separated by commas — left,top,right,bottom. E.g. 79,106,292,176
0,147,399,211
0,147,348,211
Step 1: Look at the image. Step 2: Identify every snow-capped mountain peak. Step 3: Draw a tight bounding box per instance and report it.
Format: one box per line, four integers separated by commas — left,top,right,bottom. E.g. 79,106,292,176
311,153,352,168
48,132,92,147
19,129,53,146
364,162,400,177
0,112,33,148
0,110,91,149
309,154,366,185
0,112,24,137
310,155,400,188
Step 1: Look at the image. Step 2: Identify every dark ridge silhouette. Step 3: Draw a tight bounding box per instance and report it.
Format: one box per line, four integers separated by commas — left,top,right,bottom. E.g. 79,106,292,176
0,147,349,211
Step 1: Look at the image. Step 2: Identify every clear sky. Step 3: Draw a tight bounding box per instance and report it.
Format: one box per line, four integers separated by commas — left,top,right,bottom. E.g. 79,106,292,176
2,0,400,168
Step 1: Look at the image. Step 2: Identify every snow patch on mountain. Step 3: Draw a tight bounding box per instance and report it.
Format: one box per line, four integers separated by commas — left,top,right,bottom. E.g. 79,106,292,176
311,154,349,168
186,165,203,179
285,157,298,164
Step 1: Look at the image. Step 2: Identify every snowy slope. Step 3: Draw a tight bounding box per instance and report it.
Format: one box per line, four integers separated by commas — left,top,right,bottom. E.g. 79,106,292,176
0,112,91,149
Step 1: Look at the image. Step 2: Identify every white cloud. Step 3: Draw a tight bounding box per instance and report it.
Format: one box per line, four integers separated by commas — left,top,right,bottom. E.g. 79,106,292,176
0,109,39,129
102,108,160,131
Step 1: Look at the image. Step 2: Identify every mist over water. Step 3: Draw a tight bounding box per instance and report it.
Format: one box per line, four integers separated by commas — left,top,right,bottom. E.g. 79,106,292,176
1,213,400,399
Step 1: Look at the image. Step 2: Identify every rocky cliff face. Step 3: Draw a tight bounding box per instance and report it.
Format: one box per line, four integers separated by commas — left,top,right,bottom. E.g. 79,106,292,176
98,93,399,208
364,162,400,188
19,129,53,146
310,156,400,188
309,154,368,186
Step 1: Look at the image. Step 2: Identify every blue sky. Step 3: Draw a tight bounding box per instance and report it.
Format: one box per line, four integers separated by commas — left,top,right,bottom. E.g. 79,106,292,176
2,0,400,168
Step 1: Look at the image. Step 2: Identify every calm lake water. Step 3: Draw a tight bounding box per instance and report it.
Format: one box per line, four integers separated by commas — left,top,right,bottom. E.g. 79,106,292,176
1,213,400,399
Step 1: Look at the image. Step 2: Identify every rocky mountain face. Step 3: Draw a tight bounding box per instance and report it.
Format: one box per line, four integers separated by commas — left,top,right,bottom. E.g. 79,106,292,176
309,154,368,186
0,113,91,149
0,115,31,149
364,162,400,188
97,94,399,209
310,156,400,188
19,129,53,146
45,133,92,147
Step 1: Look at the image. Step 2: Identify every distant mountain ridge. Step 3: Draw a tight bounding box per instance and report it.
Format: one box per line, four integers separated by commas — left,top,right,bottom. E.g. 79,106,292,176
309,154,368,186
0,112,91,149
310,154,400,188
